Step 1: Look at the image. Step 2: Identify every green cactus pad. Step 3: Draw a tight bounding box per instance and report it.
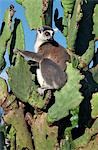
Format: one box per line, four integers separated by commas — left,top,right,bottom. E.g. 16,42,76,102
14,20,25,50
73,118,98,149
8,54,32,102
16,0,24,5
7,126,16,150
0,78,8,105
77,136,98,150
16,0,42,29
67,0,83,51
79,40,94,68
29,82,55,109
70,107,79,128
7,19,25,64
28,79,45,109
47,62,84,123
4,108,33,150
90,64,98,84
91,93,98,118
93,5,98,40
60,127,73,150
28,88,46,109
0,9,12,70
31,113,58,150
62,0,75,15
62,0,75,37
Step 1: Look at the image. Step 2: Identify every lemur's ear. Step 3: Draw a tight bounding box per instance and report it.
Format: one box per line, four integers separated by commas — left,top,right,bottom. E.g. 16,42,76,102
37,28,41,33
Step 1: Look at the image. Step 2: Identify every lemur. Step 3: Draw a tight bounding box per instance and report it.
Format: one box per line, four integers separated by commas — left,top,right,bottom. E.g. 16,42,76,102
14,26,70,95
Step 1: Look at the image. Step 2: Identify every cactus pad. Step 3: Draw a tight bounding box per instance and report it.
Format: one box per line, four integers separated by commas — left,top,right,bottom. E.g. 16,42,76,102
93,4,98,40
0,8,12,70
0,78,8,105
91,93,98,118
16,0,42,29
8,54,32,102
31,113,58,150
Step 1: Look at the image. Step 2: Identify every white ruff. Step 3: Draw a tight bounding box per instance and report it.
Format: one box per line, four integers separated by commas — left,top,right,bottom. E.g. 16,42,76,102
36,69,46,87
34,39,44,53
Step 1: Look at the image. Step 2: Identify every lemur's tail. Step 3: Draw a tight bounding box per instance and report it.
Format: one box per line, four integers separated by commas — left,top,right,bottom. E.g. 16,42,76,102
14,48,42,62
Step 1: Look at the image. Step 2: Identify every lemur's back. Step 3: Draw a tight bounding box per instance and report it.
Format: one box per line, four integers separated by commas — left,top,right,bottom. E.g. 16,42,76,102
38,41,70,71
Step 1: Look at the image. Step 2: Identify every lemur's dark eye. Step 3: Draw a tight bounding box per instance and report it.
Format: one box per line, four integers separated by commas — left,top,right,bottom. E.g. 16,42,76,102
45,31,50,36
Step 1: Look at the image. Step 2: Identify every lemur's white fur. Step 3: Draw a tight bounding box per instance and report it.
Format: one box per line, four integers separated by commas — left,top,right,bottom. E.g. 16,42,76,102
34,30,54,53
37,68,52,89
37,68,45,87
34,39,44,53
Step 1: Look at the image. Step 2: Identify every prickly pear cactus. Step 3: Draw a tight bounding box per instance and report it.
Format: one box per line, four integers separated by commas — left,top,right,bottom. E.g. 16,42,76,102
0,78,8,104
0,8,12,70
73,118,98,149
4,108,33,150
61,0,75,36
79,40,94,68
90,64,98,83
0,1,98,150
16,0,43,29
16,0,53,28
14,21,25,50
91,93,98,118
8,54,32,102
93,4,98,40
67,0,83,51
7,19,25,63
31,113,58,150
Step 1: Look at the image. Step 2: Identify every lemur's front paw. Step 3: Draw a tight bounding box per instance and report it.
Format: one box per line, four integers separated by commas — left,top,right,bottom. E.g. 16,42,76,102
37,87,45,96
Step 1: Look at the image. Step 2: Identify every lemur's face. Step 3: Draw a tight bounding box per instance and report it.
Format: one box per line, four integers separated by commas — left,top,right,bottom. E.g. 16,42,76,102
37,26,54,42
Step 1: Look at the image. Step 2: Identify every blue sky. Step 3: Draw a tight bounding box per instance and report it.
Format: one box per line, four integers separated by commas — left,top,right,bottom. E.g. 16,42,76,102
0,0,66,83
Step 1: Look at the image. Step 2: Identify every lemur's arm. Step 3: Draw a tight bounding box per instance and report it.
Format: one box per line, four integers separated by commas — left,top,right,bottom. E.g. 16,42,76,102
14,49,43,62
